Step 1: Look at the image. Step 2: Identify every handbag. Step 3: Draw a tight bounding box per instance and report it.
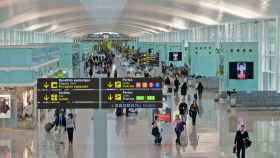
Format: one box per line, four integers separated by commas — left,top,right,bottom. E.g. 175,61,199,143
233,145,237,154
245,139,252,148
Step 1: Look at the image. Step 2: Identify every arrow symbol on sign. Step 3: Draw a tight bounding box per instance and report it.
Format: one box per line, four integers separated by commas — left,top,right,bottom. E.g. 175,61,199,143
107,82,113,88
107,94,113,101
43,82,49,89
43,94,49,101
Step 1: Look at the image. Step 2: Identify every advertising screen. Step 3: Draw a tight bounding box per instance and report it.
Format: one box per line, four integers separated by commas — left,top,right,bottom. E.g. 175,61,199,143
229,62,254,79
169,52,182,61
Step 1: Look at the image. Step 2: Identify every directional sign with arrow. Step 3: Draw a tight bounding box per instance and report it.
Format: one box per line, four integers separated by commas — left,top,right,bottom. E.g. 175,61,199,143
107,82,113,88
107,94,113,101
43,94,49,101
43,82,49,89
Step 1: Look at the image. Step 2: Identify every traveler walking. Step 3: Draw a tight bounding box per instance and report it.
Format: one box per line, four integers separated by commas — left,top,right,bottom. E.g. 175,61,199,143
54,110,66,144
180,81,188,100
175,120,185,145
114,69,118,78
88,68,93,78
66,113,76,145
197,81,204,100
151,116,162,145
173,114,181,127
174,76,180,95
189,100,199,126
178,100,188,122
234,124,251,158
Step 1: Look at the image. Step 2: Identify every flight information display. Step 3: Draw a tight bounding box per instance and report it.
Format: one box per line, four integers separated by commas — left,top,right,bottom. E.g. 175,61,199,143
101,78,162,108
37,78,99,109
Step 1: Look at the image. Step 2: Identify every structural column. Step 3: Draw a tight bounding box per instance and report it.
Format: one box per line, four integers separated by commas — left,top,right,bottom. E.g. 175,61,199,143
276,17,280,92
94,77,108,158
93,109,108,158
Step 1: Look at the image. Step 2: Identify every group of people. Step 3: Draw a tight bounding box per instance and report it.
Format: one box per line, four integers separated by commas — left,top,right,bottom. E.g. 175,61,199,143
152,71,251,158
151,71,203,145
45,108,76,145
85,54,114,78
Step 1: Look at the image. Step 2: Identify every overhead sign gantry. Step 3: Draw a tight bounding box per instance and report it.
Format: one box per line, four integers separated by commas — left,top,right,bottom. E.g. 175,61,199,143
37,78,162,109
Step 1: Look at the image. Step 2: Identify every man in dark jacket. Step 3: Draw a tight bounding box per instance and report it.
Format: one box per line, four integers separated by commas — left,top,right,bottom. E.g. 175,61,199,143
234,124,250,158
180,82,188,98
178,101,188,122
174,77,180,95
197,81,204,100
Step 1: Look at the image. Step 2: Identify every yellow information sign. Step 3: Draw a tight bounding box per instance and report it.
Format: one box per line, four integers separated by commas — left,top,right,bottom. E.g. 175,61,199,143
114,81,122,89
51,94,58,101
114,93,122,101
51,82,58,89
43,94,49,101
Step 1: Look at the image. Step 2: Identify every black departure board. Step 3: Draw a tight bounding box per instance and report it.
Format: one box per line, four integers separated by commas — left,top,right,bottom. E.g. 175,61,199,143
37,78,162,109
37,78,99,109
101,78,162,108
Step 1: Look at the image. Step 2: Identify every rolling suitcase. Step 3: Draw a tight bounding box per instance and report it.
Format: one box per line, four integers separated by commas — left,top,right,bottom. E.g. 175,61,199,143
45,122,54,132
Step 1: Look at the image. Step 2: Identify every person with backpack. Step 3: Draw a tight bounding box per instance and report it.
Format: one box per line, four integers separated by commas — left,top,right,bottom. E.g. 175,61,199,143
196,81,204,100
175,120,185,145
234,124,251,158
189,100,199,126
178,100,188,122
66,113,76,145
151,116,162,145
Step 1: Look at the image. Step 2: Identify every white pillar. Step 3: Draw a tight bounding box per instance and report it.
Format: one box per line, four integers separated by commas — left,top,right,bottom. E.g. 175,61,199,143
276,17,280,92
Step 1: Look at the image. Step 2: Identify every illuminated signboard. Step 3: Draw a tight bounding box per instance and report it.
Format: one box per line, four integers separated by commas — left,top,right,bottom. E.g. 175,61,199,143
37,78,99,109
37,78,162,109
101,78,162,108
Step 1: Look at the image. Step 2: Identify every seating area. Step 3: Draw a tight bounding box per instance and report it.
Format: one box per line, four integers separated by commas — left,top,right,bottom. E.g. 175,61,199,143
220,91,280,108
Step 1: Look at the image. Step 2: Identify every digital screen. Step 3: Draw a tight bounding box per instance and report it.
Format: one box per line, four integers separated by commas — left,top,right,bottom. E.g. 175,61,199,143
229,62,254,79
37,78,99,109
169,52,182,61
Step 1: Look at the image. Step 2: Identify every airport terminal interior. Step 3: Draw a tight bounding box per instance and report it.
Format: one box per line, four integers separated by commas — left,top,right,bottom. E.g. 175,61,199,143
1,0,280,158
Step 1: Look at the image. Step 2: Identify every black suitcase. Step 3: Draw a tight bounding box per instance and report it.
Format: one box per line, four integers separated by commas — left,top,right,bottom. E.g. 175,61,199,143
45,122,54,132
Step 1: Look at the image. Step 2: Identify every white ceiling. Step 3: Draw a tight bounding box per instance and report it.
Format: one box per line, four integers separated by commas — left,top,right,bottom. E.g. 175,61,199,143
0,0,277,37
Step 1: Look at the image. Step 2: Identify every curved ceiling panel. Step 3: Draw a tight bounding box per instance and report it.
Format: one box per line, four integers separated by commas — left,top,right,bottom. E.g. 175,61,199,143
56,23,160,35
0,0,276,37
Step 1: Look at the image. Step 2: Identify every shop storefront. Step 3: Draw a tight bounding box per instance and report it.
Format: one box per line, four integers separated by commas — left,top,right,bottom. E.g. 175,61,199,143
0,86,35,129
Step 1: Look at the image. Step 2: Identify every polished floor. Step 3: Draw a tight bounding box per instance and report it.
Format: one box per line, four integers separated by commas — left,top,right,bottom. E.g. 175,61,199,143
2,89,280,158
1,57,280,158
